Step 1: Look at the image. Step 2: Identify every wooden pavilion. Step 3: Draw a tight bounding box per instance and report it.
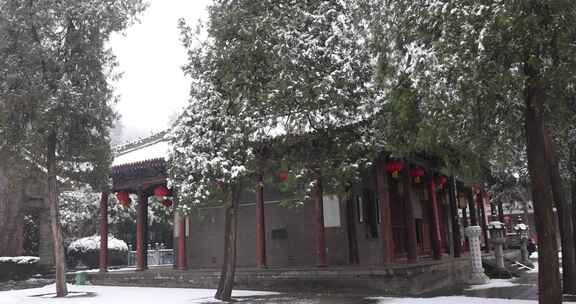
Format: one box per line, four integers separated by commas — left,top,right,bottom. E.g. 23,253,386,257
98,133,188,272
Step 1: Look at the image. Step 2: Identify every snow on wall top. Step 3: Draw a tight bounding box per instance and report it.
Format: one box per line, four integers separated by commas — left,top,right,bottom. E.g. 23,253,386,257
0,256,40,264
68,235,129,253
112,132,170,167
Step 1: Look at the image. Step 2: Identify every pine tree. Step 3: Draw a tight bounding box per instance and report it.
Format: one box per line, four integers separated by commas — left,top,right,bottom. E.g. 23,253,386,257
0,0,145,296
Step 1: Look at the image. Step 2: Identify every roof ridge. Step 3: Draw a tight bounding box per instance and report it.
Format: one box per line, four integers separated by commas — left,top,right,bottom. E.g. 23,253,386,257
113,130,169,155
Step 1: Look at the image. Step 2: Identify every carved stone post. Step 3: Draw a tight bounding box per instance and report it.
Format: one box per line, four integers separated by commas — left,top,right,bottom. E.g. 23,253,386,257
488,221,506,270
464,226,489,284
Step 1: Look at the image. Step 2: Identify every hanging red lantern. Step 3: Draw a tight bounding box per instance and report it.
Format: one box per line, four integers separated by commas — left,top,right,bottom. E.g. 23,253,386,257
154,185,169,198
161,199,173,208
410,167,425,183
279,171,289,182
115,191,131,207
435,175,447,189
472,185,481,194
385,160,404,178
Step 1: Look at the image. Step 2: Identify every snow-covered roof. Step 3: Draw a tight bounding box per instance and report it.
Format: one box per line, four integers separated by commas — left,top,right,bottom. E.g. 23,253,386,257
112,132,171,167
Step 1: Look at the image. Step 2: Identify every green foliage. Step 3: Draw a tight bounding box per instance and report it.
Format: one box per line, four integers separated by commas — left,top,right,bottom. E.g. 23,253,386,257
362,0,576,186
0,0,146,189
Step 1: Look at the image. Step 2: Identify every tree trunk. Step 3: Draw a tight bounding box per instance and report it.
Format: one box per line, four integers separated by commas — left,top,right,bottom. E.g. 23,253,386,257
545,132,576,294
312,174,327,267
46,133,68,297
447,176,462,257
214,184,241,301
571,145,576,280
524,69,561,304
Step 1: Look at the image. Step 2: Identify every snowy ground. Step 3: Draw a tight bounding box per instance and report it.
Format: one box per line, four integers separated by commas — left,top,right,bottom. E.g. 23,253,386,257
0,281,573,304
370,297,562,304
0,284,278,304
465,279,523,291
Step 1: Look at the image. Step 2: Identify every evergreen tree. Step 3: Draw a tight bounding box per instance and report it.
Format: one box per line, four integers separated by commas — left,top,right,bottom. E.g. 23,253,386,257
367,1,576,302
172,0,375,300
0,0,145,296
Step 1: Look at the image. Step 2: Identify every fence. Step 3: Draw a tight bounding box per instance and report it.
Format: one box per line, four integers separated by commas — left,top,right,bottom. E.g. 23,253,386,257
127,249,174,266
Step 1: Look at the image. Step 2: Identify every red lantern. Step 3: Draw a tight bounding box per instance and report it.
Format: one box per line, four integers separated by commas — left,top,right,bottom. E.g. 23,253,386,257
161,200,173,208
385,160,404,178
154,185,169,198
115,191,131,207
473,186,481,194
279,171,289,182
410,167,425,183
435,175,447,189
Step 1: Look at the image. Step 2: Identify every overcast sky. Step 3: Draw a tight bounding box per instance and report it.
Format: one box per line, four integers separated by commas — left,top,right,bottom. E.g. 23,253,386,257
109,0,212,143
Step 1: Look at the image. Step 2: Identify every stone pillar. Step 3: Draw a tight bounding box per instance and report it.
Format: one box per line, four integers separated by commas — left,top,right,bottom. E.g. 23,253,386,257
520,238,529,264
402,164,418,263
178,213,188,270
488,221,506,270
464,226,489,284
312,176,327,268
99,192,109,273
428,177,443,260
255,173,267,268
376,158,394,264
136,191,148,271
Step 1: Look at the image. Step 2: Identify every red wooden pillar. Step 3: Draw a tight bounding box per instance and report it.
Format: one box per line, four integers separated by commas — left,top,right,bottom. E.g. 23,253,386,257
376,158,394,264
312,176,327,267
428,178,443,260
136,191,148,271
402,164,418,263
255,173,267,268
99,191,109,272
178,213,188,270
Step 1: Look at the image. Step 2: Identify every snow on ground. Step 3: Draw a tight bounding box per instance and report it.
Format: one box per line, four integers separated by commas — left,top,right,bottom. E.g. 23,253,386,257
370,297,574,304
465,279,521,291
0,284,278,304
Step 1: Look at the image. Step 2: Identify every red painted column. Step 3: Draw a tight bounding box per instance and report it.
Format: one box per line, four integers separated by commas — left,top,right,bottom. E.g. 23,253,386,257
428,178,443,260
402,164,418,263
313,175,327,267
178,213,188,270
255,173,267,268
99,191,109,273
376,158,394,264
136,191,148,271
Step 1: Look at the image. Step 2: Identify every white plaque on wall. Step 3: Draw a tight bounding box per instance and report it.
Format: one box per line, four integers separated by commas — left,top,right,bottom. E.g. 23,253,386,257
323,195,341,228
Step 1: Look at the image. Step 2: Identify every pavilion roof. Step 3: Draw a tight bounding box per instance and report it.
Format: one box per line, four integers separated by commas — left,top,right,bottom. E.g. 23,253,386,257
111,131,171,192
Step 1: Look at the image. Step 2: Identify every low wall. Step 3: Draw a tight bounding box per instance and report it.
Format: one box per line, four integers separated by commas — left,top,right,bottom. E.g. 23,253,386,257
84,257,470,296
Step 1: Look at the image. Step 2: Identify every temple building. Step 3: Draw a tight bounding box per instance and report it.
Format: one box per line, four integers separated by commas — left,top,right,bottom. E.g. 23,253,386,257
101,130,499,276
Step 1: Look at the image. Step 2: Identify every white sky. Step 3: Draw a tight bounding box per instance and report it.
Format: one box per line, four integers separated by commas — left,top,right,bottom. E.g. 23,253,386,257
109,0,212,142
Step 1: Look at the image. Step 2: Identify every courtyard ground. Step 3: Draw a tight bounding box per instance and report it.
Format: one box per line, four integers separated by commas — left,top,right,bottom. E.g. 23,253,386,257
1,256,572,304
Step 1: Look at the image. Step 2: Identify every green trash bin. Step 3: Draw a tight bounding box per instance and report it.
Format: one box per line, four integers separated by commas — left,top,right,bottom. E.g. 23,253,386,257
75,272,88,285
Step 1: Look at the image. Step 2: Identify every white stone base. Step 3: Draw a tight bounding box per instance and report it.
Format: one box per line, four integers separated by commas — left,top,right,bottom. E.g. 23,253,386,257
468,271,489,285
